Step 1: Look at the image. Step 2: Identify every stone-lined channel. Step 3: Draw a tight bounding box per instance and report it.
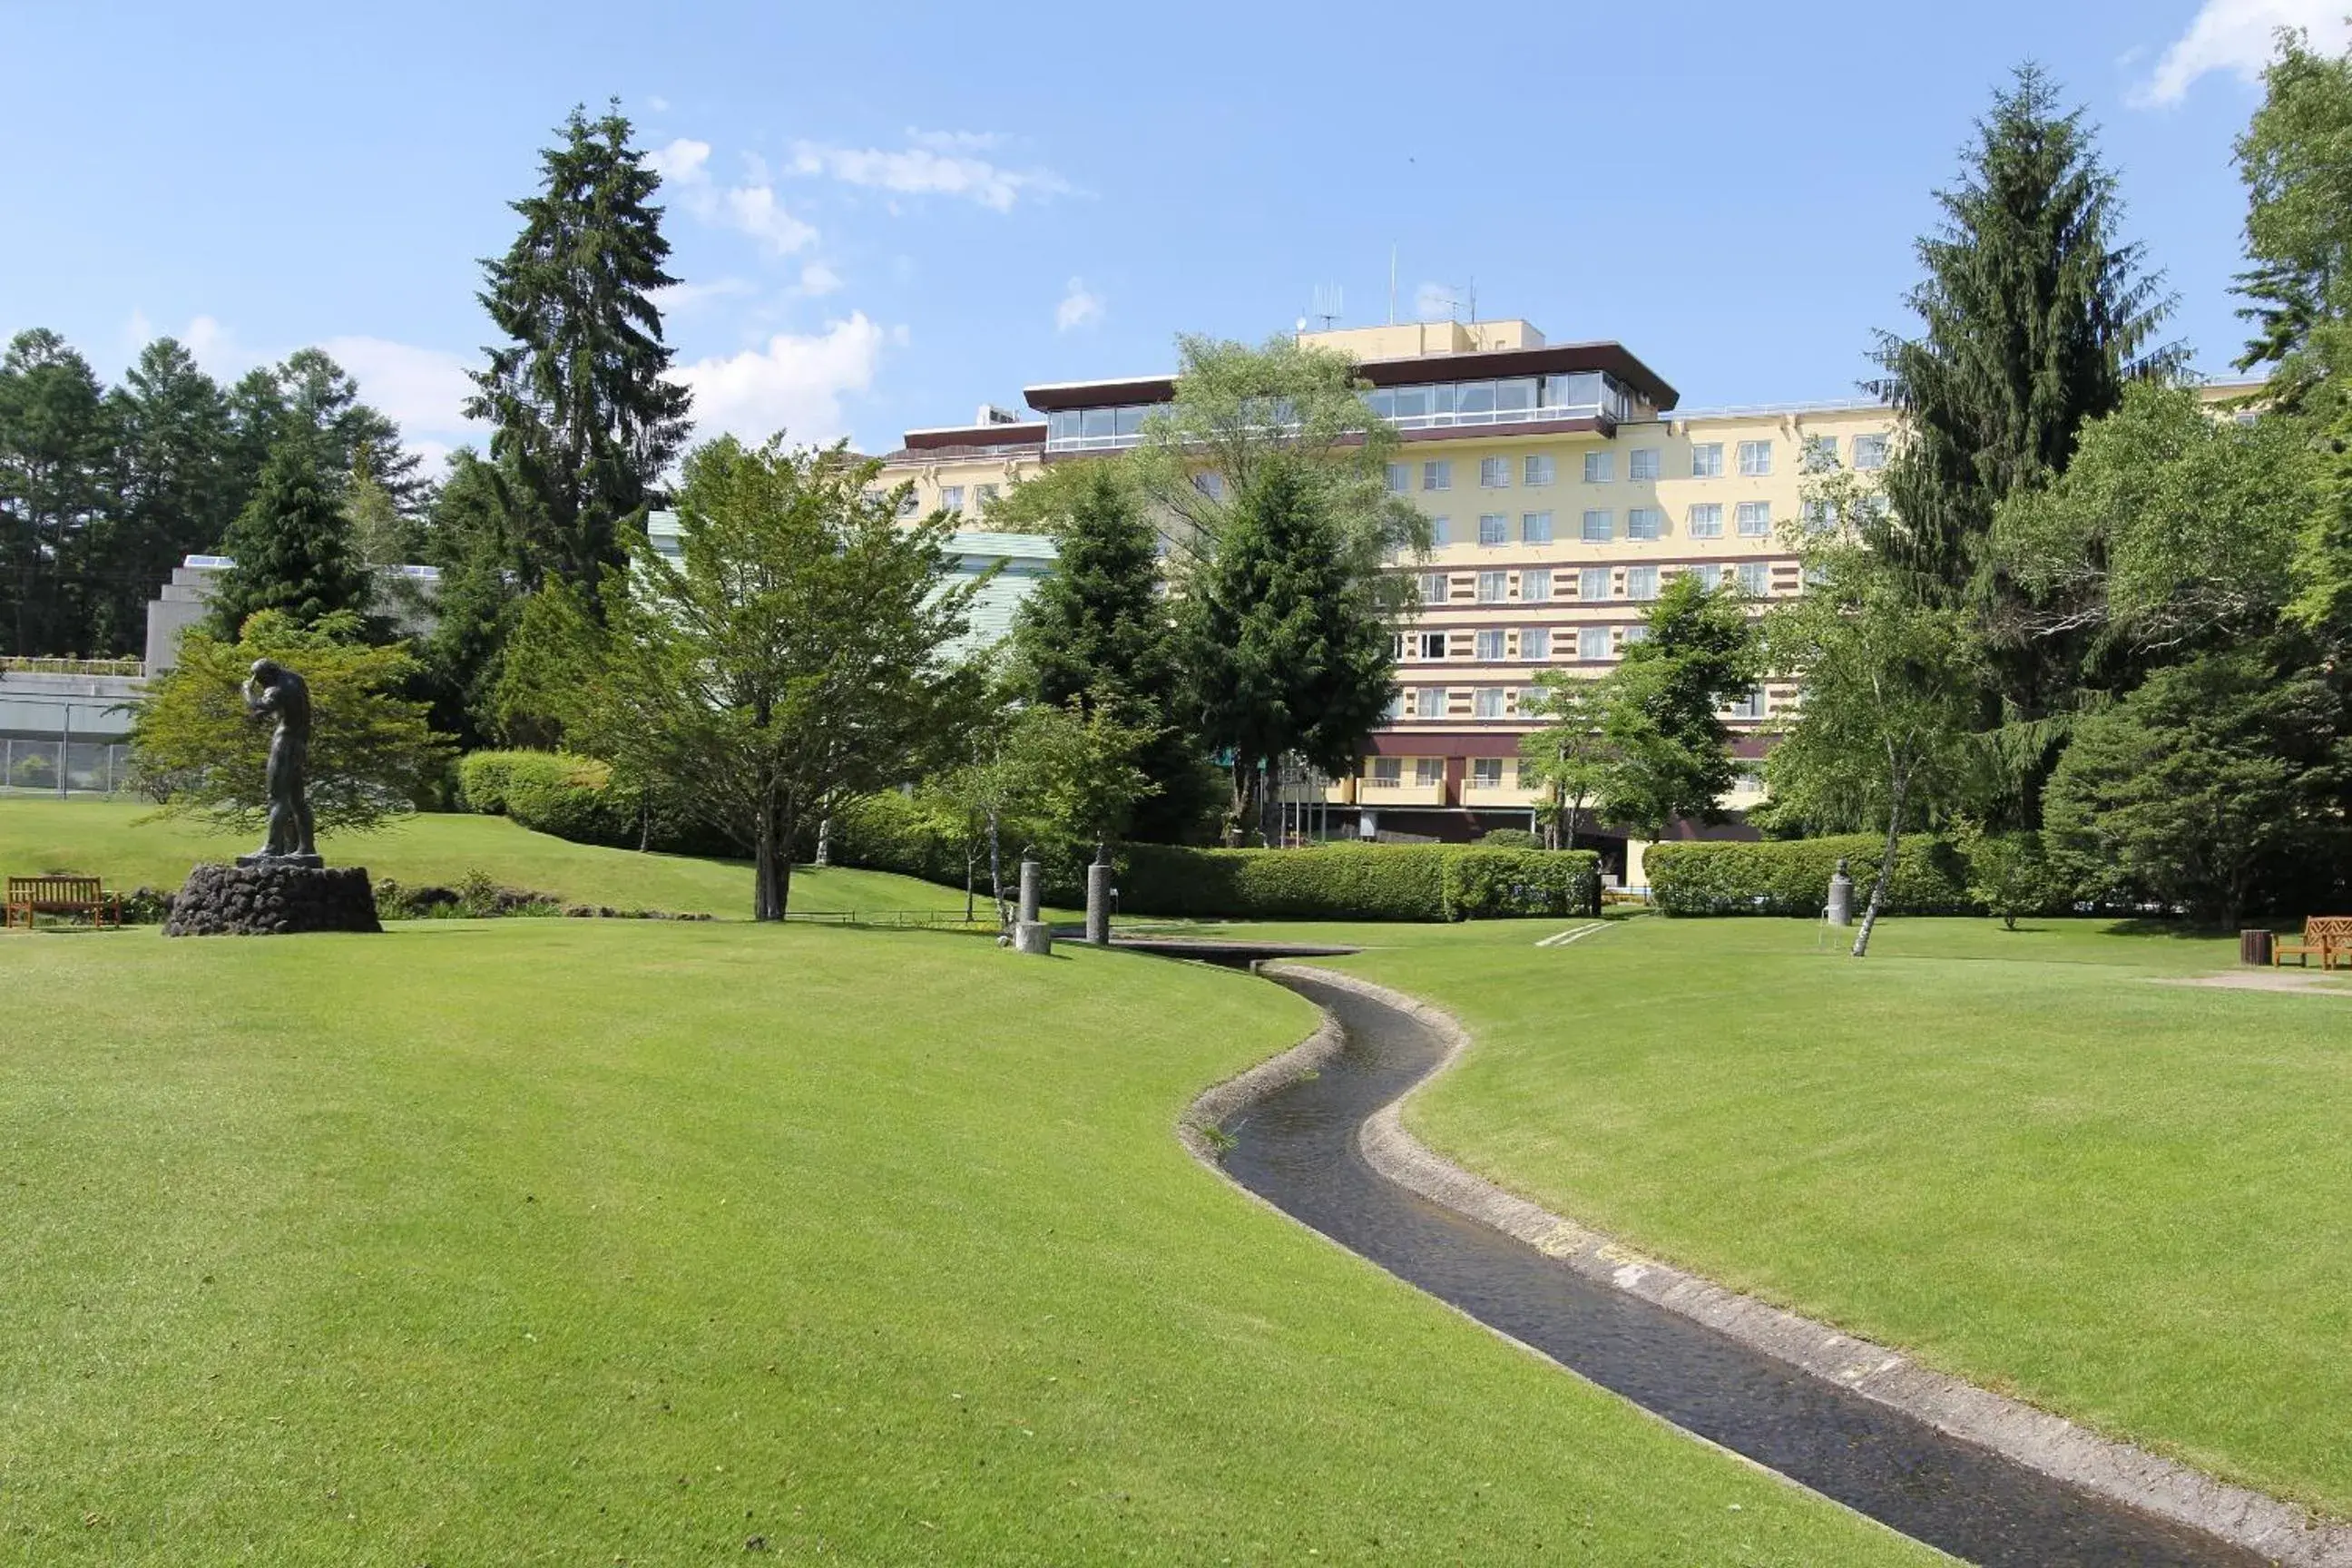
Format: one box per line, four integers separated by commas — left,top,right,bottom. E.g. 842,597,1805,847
1210,963,2270,1568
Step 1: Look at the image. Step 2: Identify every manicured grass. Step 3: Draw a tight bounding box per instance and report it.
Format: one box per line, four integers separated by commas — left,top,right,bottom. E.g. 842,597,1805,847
0,920,1929,1565
0,797,994,919
1308,916,2352,1514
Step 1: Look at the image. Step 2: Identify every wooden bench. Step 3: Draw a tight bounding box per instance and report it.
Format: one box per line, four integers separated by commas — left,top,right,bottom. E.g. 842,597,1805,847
4,875,120,931
2273,916,2352,969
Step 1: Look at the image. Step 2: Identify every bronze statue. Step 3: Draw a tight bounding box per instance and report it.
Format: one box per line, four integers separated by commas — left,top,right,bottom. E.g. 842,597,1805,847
238,659,319,866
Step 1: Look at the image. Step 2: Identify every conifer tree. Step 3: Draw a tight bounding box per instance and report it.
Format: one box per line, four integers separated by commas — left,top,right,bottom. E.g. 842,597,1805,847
209,439,370,636
1004,463,1215,841
468,102,692,594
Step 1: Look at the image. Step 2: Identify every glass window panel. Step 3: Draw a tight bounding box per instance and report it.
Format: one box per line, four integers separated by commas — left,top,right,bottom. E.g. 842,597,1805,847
1080,407,1117,439
1577,566,1609,600
1391,386,1431,419
1365,388,1396,418
1114,406,1146,437
1738,562,1769,594
1626,565,1660,600
1628,447,1660,481
1480,456,1509,487
1423,460,1452,491
1738,439,1773,476
940,485,965,512
1578,626,1611,661
1477,514,1507,546
1854,432,1889,470
1455,381,1495,416
1474,689,1504,719
1475,629,1505,660
1386,463,1408,494
1583,451,1613,484
1581,509,1613,543
1627,507,1664,541
1521,511,1553,544
1475,571,1508,602
1417,572,1447,603
1429,515,1449,544
1688,503,1723,538
1524,454,1555,485
1566,371,1602,407
1494,377,1536,412
1521,568,1553,601
1048,409,1080,443
1522,626,1550,660
1415,756,1444,784
1737,501,1771,536
1691,442,1723,477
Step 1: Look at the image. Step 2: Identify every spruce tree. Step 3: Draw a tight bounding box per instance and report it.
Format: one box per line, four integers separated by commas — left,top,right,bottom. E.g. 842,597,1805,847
468,102,692,594
0,329,115,656
210,439,371,637
1006,464,1215,841
1185,456,1395,842
105,338,233,651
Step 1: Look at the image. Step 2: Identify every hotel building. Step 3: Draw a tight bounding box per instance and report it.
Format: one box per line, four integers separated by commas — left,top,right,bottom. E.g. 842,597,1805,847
875,317,1897,869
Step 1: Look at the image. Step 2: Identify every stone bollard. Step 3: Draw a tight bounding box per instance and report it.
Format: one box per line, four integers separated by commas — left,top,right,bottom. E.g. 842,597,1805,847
1017,858,1042,926
1012,919,1054,956
1826,857,1854,927
1085,859,1112,946
814,818,833,867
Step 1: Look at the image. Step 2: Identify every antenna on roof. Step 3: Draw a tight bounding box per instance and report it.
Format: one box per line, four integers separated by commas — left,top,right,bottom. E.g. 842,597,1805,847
1310,284,1343,332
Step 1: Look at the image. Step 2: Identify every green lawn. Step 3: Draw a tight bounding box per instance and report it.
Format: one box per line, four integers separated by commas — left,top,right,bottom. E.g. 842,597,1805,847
0,919,1929,1565
0,797,995,919
1304,916,2352,1514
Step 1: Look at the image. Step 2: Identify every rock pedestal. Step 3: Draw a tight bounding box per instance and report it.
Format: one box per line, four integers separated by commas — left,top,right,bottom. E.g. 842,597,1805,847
164,860,380,936
1085,861,1112,946
1011,919,1054,956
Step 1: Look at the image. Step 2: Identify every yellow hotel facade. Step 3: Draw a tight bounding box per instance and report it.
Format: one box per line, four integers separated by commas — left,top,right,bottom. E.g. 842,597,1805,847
875,317,1896,865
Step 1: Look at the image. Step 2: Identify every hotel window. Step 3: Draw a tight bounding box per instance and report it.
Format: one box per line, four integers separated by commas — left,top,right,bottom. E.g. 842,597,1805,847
1729,688,1766,720
1717,564,1741,590
1475,570,1509,603
1688,502,1723,538
1522,568,1553,601
1583,451,1613,484
1480,456,1510,488
1581,509,1614,543
1691,442,1723,477
1737,439,1773,477
940,485,965,512
897,490,921,517
1429,516,1450,544
1191,473,1222,500
1853,432,1889,470
1521,626,1551,660
976,483,1001,505
1524,454,1556,485
1521,510,1553,544
1407,630,1446,660
1475,628,1506,661
1577,566,1610,600
1803,498,1838,534
1474,688,1505,719
1415,687,1446,717
1736,501,1771,536
1627,506,1664,541
1477,513,1508,547
1628,447,1661,481
1625,565,1660,601
1386,462,1409,494
1737,562,1770,595
1801,435,1839,473
1577,625,1612,661
1521,686,1548,715
1370,757,1403,784
1382,690,1404,720
1623,623,1651,645
1424,459,1453,491
1469,757,1505,787
1417,572,1448,603
1415,757,1444,786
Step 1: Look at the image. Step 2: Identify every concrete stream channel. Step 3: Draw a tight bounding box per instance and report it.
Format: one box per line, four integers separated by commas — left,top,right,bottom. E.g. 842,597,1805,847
1133,939,2278,1568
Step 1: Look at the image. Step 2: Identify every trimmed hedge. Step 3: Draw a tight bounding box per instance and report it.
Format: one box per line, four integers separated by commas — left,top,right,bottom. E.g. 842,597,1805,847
1645,833,1975,916
455,750,731,857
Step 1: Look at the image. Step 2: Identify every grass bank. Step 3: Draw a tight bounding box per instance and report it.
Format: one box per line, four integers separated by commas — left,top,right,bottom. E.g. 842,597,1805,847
0,920,1926,1565
0,797,999,918
1307,916,2352,1514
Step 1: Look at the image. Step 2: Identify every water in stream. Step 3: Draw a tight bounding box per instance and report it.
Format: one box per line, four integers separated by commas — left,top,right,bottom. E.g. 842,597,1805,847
1216,967,2272,1568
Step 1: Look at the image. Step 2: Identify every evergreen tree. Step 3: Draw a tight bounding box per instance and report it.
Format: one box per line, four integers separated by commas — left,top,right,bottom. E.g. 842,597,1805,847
1185,456,1395,842
467,102,692,594
413,448,525,750
1004,463,1215,841
103,338,233,651
1875,66,2177,594
1872,65,2179,818
0,328,115,655
209,439,371,636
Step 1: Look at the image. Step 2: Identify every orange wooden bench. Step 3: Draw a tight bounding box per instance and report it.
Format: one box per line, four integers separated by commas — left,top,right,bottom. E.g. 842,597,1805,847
4,875,120,930
2273,915,2352,969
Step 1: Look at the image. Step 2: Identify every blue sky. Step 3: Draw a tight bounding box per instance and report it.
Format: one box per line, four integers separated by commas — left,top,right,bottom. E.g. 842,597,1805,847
1,0,2341,472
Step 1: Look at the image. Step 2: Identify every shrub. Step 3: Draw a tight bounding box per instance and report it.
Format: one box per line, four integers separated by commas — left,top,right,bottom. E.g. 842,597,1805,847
1958,828,2072,929
456,750,533,814
1645,834,1975,916
1443,848,1602,919
1114,842,1600,922
1475,828,1541,850
456,749,733,857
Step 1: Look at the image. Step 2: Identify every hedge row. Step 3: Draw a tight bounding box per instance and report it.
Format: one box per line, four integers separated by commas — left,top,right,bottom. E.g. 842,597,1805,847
456,750,731,857
827,792,1599,921
1644,834,1976,916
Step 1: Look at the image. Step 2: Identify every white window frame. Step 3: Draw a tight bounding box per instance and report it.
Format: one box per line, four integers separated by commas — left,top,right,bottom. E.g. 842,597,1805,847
940,485,965,512
1469,756,1505,786
1736,501,1771,537
1576,626,1611,661
1521,626,1551,661
1628,447,1660,481
1414,756,1444,786
1687,502,1722,538
1582,451,1613,484
1690,442,1723,478
1479,456,1510,489
1423,460,1452,491
1476,514,1508,547
1576,566,1610,601
1853,432,1889,471
1475,570,1509,603
1417,572,1448,603
1737,562,1769,596
1521,567,1553,602
1523,453,1556,485
1474,628,1506,661
1521,510,1553,544
1386,462,1409,494
1415,687,1446,718
1737,439,1773,477
1473,688,1505,719
1580,509,1613,543
1625,565,1660,602
1626,506,1664,541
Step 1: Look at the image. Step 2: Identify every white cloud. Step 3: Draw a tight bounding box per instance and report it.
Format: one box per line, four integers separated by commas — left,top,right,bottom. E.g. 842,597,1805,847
319,335,483,438
650,276,757,312
647,94,671,113
796,261,843,298
2133,0,2352,105
669,312,887,445
722,183,818,255
1055,277,1105,333
787,134,1073,213
644,136,712,186
1413,281,1462,320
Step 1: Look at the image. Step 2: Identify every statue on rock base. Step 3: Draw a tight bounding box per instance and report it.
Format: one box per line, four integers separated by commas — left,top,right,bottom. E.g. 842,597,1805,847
237,659,319,867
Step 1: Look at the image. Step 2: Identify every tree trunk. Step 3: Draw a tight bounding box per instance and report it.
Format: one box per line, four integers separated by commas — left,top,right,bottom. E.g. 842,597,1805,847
1851,767,1908,958
965,847,976,924
986,807,1006,926
752,790,789,922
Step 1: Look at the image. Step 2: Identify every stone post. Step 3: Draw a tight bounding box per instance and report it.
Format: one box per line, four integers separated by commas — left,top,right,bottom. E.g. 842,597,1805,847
1017,858,1042,926
1010,856,1051,956
1085,846,1112,947
1827,856,1855,927
814,818,833,867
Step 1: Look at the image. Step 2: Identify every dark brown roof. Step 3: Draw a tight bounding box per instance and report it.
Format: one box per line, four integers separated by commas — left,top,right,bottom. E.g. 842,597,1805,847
900,422,1046,452
1023,340,1679,415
